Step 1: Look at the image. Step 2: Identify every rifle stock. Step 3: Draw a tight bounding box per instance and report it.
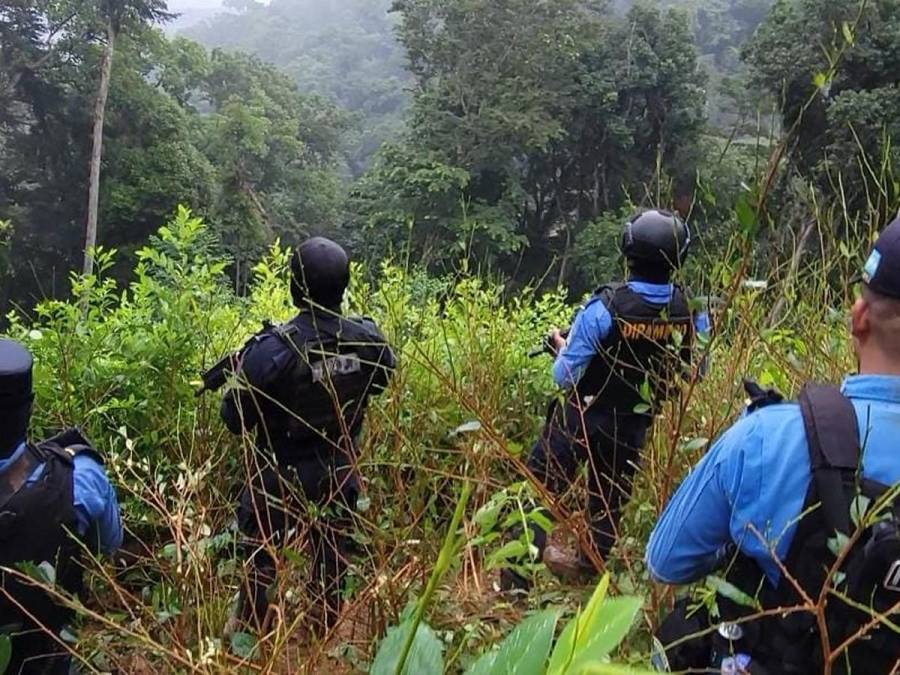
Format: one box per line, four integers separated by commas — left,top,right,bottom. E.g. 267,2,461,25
196,352,239,396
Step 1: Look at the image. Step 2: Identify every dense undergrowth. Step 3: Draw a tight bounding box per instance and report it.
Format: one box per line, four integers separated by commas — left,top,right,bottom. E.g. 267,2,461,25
2,203,873,672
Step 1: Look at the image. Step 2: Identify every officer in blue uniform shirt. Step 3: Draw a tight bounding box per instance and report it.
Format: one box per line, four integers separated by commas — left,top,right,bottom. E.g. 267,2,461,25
504,210,706,589
221,237,395,637
647,219,900,673
0,338,122,674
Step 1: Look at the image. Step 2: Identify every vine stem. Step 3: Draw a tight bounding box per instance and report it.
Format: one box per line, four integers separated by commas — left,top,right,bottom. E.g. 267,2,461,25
394,478,473,675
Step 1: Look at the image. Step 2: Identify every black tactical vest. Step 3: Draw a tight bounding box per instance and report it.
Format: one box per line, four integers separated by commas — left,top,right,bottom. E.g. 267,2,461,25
575,283,693,414
0,430,98,643
250,311,392,464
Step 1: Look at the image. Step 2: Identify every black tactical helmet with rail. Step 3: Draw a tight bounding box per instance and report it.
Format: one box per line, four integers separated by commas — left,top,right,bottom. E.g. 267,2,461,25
621,209,692,280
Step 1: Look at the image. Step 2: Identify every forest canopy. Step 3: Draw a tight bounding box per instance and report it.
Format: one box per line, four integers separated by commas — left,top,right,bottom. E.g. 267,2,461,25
4,0,898,309
1,0,834,312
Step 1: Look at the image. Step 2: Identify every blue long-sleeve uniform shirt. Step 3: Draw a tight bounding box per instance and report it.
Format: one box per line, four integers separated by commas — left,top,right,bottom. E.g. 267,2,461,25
647,374,900,587
0,442,123,556
552,281,710,389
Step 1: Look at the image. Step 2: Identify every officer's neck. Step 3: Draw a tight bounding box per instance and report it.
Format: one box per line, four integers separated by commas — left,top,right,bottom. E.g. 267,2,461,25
857,350,900,377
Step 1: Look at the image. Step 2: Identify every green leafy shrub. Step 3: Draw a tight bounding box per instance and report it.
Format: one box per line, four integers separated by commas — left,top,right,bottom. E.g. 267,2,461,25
0,201,868,671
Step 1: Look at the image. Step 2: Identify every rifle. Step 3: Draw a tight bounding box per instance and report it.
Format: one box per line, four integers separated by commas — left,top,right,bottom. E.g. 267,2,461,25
196,321,273,396
196,352,241,397
528,328,570,358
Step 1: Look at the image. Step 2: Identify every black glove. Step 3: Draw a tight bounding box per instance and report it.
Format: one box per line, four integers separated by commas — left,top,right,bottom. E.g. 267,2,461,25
742,379,784,413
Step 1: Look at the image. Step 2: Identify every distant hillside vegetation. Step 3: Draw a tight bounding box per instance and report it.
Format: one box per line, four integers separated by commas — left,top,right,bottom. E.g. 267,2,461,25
184,0,409,175
619,0,774,128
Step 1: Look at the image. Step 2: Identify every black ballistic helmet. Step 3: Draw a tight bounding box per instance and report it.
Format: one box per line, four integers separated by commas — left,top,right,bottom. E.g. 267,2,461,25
0,338,34,455
621,209,692,271
290,237,350,309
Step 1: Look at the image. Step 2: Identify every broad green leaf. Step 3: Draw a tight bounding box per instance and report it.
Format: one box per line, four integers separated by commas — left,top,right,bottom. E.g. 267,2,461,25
474,499,505,535
230,632,256,659
527,509,555,534
37,561,56,586
577,574,612,645
827,531,851,557
561,597,644,674
14,561,48,586
548,575,610,675
464,609,560,675
486,540,530,569
547,615,580,674
735,197,758,237
638,379,651,403
680,438,709,453
370,619,444,675
705,576,760,610
850,494,871,528
0,634,10,675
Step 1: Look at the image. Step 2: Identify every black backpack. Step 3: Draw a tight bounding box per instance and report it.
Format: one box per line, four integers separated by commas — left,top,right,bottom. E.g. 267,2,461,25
794,384,900,672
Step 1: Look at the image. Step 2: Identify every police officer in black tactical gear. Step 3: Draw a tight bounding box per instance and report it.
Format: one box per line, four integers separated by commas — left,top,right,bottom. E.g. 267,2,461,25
504,209,707,589
221,237,396,636
0,339,122,674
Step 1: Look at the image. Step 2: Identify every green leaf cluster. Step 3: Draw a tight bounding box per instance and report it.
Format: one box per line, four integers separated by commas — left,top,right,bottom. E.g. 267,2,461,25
371,573,652,675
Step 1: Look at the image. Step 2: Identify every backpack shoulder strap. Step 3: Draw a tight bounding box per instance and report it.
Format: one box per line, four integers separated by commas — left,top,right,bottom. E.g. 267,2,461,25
592,282,628,314
798,384,860,536
38,428,104,466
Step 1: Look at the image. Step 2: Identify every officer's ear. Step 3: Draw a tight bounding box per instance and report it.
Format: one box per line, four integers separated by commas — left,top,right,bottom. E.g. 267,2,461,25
850,293,872,349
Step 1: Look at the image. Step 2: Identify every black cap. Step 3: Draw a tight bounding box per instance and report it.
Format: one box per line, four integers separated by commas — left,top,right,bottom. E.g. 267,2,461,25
0,339,34,455
290,237,350,309
862,217,900,299
0,339,33,409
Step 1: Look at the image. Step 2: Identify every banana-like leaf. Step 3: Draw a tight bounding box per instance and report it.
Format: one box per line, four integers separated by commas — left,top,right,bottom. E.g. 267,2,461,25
465,608,560,675
547,574,643,675
370,619,444,675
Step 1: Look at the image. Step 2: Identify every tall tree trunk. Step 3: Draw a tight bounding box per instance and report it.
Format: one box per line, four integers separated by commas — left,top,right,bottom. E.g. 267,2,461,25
83,19,116,278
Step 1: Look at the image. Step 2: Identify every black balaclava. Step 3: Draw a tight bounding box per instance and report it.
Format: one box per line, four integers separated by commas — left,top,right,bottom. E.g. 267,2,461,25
290,237,351,310
627,258,673,285
0,339,34,457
